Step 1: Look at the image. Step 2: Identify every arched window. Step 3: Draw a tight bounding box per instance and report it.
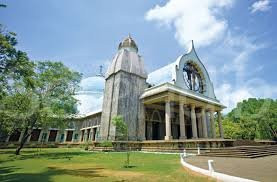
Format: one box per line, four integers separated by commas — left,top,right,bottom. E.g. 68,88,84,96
151,110,162,122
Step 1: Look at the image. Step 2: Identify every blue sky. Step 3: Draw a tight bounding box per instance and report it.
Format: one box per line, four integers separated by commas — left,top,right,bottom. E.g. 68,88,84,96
1,0,276,112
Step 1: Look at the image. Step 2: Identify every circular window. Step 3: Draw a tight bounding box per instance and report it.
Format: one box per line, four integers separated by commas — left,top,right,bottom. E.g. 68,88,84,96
183,62,204,93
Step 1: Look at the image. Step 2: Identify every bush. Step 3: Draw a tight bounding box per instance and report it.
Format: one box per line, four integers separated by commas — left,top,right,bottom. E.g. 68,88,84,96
80,142,90,150
99,141,113,147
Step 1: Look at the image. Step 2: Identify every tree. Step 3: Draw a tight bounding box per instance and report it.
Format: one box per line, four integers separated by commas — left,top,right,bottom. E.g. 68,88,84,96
111,115,131,168
223,98,277,140
0,5,81,152
0,23,35,140
112,115,128,141
0,61,81,155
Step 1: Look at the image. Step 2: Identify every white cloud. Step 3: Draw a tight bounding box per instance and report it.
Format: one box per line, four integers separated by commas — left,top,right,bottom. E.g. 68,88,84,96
216,80,277,113
145,0,234,49
146,0,277,113
220,32,265,80
250,0,271,13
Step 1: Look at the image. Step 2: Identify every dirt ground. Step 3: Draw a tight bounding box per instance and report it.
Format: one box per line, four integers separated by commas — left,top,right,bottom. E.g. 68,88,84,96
185,155,277,182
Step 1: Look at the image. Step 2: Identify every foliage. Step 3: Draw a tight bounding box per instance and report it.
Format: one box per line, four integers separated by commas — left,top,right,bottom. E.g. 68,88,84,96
223,98,277,140
0,26,35,138
80,142,90,150
0,22,82,154
111,115,128,141
99,140,113,147
111,115,131,168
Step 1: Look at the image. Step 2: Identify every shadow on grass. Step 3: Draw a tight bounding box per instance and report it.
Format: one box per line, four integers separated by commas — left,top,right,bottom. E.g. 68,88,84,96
0,165,106,182
0,166,21,175
18,151,89,160
123,165,137,169
0,150,91,166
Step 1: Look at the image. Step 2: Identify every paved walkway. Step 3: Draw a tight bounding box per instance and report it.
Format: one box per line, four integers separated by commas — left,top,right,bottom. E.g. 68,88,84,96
185,155,277,182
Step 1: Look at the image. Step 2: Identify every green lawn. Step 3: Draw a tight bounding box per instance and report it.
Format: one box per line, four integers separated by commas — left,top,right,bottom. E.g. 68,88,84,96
0,148,213,182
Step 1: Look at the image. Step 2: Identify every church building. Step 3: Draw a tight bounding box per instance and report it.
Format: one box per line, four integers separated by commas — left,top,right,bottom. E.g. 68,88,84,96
4,35,226,144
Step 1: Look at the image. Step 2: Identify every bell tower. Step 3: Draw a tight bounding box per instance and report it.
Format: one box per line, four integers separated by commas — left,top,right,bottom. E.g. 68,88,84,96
100,35,147,140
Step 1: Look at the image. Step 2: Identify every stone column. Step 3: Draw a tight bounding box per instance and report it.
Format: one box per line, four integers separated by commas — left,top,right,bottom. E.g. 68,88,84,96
90,130,94,141
201,108,208,138
46,130,50,142
5,135,10,143
26,134,31,143
84,130,88,142
38,129,43,142
18,131,24,143
164,100,172,140
55,130,60,143
191,104,198,139
179,102,186,139
139,103,146,140
71,130,75,142
209,110,216,138
217,111,224,138
147,122,152,140
91,129,95,141
197,113,202,138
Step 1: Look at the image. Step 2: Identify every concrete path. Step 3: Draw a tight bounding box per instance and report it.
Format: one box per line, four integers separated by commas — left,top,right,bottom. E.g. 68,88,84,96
185,155,277,182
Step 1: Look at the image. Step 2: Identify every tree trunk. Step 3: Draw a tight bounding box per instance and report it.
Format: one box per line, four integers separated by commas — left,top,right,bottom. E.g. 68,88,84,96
15,127,30,155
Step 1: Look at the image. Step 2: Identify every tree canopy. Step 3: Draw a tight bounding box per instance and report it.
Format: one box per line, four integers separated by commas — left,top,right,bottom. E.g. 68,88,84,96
223,98,277,141
0,18,82,154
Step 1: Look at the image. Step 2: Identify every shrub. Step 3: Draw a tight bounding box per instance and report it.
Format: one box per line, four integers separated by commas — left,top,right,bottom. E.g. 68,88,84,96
99,141,113,147
80,142,90,150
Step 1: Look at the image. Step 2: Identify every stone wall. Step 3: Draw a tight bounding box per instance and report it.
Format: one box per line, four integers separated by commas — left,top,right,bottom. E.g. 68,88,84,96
100,70,147,140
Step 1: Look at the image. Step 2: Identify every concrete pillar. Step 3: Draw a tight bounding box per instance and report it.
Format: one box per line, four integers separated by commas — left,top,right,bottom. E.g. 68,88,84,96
191,104,198,139
209,110,216,138
201,108,208,138
206,112,212,137
139,103,146,140
84,130,88,142
38,129,43,142
179,102,186,139
197,113,203,138
147,122,152,140
217,111,224,138
26,129,33,143
91,129,94,141
18,131,24,143
55,130,60,143
46,130,50,142
5,135,10,143
90,130,94,141
164,100,172,140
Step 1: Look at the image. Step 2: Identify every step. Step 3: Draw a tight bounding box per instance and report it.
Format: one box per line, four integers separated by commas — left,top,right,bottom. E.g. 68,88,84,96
204,150,277,155
200,152,277,158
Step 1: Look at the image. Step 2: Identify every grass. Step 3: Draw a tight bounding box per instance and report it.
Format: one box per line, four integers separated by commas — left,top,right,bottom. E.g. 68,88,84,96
0,148,213,182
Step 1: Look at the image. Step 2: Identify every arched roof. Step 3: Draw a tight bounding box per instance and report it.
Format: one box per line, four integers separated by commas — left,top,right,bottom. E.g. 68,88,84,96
118,34,138,52
147,41,216,99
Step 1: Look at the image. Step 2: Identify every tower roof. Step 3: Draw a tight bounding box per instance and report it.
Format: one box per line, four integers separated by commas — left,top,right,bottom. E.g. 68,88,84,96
118,34,138,52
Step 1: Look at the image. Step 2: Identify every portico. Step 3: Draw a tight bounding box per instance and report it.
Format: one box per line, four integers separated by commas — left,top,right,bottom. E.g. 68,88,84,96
141,83,225,141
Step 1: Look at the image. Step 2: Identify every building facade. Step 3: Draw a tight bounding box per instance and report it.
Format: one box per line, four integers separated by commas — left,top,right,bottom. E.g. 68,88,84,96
4,35,225,144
